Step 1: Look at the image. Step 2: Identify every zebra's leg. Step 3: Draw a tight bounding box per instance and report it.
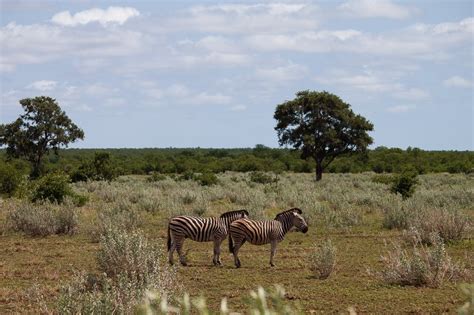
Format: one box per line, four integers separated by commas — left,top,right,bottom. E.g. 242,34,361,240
168,238,176,265
212,238,223,266
217,238,224,265
175,238,187,266
270,240,277,267
232,238,245,268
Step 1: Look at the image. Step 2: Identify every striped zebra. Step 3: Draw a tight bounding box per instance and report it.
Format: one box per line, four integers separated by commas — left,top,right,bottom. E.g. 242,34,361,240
167,209,249,266
229,208,308,268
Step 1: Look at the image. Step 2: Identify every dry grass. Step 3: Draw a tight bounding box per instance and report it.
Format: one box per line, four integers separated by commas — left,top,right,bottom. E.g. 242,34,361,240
0,173,472,313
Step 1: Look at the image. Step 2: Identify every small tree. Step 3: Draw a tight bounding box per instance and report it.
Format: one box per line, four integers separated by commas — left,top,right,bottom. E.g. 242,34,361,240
274,91,373,181
0,96,84,178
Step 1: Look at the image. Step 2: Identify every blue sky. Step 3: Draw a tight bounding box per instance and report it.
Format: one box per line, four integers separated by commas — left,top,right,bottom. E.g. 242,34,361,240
1,0,473,149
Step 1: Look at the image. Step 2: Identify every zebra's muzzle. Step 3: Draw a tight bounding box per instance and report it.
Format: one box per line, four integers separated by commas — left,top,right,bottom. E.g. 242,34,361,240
301,226,308,233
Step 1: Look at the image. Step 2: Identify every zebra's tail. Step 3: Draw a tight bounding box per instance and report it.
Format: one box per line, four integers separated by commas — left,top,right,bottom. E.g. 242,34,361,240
228,234,234,254
167,224,171,252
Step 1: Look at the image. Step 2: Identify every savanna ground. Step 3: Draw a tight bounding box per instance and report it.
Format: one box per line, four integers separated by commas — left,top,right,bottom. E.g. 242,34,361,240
0,172,473,313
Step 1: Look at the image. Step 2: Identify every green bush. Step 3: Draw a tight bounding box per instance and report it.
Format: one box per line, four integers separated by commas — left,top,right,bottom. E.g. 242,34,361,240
147,172,167,182
371,174,395,185
0,162,23,197
249,171,279,184
195,172,218,186
391,172,418,199
32,172,73,203
71,153,117,182
179,171,195,181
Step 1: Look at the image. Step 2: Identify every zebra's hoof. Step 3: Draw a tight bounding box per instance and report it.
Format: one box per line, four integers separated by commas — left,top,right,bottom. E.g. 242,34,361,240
270,263,275,267
180,261,187,266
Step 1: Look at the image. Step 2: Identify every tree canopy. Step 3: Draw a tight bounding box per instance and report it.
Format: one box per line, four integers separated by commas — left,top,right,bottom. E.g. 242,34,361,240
274,90,374,180
0,96,84,177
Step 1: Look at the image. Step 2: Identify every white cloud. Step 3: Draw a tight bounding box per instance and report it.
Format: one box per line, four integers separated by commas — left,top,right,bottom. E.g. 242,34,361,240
27,80,57,91
338,0,415,19
443,76,473,88
231,105,247,112
255,62,308,82
188,92,231,105
394,88,429,101
166,3,319,35
387,105,415,113
315,70,430,100
52,6,140,27
0,22,147,69
245,17,472,59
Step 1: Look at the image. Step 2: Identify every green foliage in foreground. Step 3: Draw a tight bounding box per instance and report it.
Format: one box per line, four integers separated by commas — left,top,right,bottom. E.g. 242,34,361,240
137,285,302,315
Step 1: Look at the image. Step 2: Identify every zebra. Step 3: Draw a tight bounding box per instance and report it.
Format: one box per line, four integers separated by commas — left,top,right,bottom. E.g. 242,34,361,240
167,209,249,266
229,208,308,268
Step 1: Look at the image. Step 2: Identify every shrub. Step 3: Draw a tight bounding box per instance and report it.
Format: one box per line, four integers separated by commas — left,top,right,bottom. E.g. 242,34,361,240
0,162,23,197
57,228,177,314
309,240,336,279
378,234,466,288
179,171,195,181
7,201,78,236
32,172,73,203
403,208,470,244
147,172,167,182
249,171,279,184
88,203,143,242
382,204,413,230
371,174,394,185
195,172,218,186
390,172,418,199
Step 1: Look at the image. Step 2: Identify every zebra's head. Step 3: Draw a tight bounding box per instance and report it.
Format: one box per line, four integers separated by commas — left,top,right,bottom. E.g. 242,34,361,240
291,208,308,234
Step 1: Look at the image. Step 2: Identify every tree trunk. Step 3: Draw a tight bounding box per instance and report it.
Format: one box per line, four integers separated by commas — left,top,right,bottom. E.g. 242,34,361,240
315,161,323,181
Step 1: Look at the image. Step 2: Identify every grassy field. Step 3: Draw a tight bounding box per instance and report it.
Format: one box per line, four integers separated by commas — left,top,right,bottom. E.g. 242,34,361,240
1,172,473,313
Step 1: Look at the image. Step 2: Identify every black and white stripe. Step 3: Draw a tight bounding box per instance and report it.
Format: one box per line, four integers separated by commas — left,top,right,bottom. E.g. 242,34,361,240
229,208,308,268
167,209,249,266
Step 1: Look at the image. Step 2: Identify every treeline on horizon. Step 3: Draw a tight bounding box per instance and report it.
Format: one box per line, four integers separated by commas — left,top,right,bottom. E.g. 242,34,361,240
1,145,473,176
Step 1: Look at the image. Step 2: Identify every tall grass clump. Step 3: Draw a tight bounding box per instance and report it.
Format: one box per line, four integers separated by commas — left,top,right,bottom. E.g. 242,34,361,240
58,228,177,314
87,202,143,242
378,233,467,288
458,283,474,315
7,200,78,236
404,208,470,244
309,240,337,279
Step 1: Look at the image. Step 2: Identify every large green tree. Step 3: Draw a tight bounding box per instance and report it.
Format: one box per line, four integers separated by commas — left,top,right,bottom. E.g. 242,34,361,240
0,96,84,178
274,91,373,181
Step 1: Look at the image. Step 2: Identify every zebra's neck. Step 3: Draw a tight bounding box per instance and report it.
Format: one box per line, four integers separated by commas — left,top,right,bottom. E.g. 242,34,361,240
275,213,293,236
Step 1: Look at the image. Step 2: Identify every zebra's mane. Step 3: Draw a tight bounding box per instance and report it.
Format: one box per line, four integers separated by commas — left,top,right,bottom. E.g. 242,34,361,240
220,209,249,218
274,208,302,220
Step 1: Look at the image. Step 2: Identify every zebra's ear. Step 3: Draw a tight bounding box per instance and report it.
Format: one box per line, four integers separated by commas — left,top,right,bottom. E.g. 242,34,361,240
293,208,302,214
